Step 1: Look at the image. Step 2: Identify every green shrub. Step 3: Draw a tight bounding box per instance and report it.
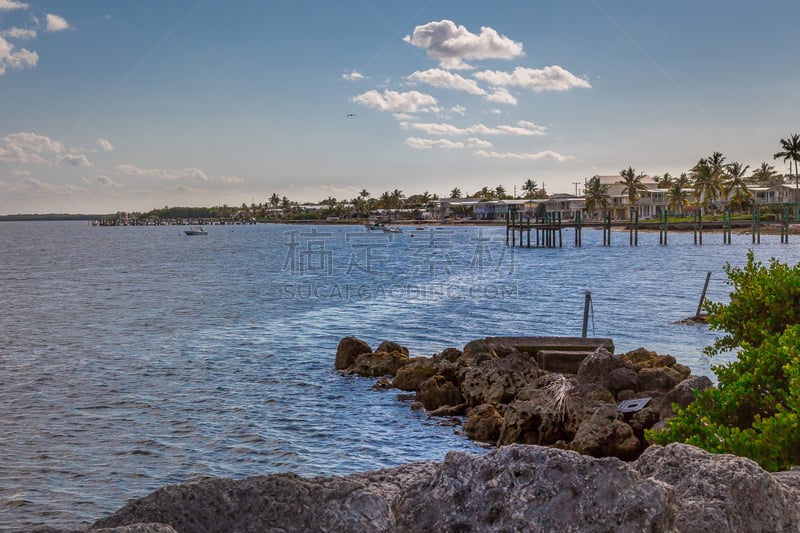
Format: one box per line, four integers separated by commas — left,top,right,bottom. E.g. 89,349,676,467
704,250,800,356
647,253,800,471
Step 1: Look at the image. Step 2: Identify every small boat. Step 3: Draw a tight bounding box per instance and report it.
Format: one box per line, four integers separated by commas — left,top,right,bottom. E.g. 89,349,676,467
184,226,208,236
365,221,402,234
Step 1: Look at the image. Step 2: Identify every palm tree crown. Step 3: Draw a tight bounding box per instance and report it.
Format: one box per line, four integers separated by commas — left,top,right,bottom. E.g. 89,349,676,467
584,177,610,219
724,161,751,213
774,134,800,183
618,167,648,208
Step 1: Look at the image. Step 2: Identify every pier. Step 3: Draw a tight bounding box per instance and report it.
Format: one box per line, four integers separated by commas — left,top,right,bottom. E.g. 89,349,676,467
505,206,792,247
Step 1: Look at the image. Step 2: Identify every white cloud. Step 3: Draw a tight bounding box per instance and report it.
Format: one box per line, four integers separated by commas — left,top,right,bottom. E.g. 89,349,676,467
62,153,92,167
115,164,169,178
405,137,464,150
0,35,38,75
0,0,28,10
341,70,365,81
353,89,438,113
45,13,70,32
404,20,523,70
474,149,573,161
220,175,246,184
1,27,36,39
400,120,546,137
450,105,467,116
0,132,63,164
174,167,209,181
407,68,485,95
22,176,57,192
115,164,220,183
96,175,121,187
96,138,114,152
486,87,517,105
466,137,493,148
475,66,591,93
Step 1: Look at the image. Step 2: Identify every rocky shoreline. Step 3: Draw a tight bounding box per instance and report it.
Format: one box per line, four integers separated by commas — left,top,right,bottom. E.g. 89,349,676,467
33,336,800,532
336,336,713,461
40,443,800,532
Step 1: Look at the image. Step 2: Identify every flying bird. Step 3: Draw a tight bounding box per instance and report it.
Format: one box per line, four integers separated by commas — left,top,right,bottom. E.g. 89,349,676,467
346,113,356,118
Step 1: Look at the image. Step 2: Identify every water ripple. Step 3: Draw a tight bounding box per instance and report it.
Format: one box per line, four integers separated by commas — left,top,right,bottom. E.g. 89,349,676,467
1,221,798,529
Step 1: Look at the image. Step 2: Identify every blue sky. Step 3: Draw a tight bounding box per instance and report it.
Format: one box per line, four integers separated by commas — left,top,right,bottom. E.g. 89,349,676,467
0,1,799,214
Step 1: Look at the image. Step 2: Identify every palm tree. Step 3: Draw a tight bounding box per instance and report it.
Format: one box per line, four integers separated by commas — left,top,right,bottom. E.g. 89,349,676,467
476,186,494,200
676,172,691,188
656,173,673,188
583,177,610,220
359,189,370,200
691,158,722,212
724,161,751,213
618,167,648,212
667,182,690,214
269,193,281,209
749,162,780,186
774,134,800,210
378,191,392,209
390,189,405,209
495,185,507,199
522,179,538,199
450,187,462,199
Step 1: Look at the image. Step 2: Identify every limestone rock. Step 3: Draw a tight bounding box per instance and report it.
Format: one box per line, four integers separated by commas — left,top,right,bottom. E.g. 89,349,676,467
576,347,636,395
570,404,642,460
433,347,462,363
93,525,178,533
350,351,410,377
636,443,800,532
498,399,568,446
92,463,436,533
458,352,539,407
464,403,503,443
663,375,714,411
395,445,674,532
335,336,371,370
416,375,463,411
375,340,408,356
457,339,499,366
637,366,683,392
392,358,436,391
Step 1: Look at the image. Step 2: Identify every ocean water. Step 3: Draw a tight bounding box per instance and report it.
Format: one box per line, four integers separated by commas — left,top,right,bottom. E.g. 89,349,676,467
1,220,799,530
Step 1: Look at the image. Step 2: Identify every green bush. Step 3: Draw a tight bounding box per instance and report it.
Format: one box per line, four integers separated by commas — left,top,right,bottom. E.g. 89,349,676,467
704,250,800,356
647,252,800,471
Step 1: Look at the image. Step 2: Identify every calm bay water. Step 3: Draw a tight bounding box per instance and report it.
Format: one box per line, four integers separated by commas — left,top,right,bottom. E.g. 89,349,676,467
2,220,799,530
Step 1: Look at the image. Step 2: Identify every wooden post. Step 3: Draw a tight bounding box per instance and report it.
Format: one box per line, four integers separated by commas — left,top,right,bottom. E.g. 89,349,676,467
695,271,712,318
582,291,592,338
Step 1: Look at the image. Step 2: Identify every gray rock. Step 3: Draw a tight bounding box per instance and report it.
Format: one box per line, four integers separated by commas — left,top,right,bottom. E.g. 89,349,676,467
570,404,642,460
635,443,800,532
576,347,636,395
396,445,675,532
74,443,800,533
459,352,539,406
663,375,714,411
92,463,436,533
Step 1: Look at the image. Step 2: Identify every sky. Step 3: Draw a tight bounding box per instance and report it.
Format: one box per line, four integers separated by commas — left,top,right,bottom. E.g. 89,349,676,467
0,1,799,214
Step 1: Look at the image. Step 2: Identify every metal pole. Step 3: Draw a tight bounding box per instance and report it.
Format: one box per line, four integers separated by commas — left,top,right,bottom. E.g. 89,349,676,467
695,271,712,318
582,290,592,338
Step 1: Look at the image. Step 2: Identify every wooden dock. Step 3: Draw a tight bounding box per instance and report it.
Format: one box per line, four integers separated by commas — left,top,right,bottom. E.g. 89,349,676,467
506,206,794,247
